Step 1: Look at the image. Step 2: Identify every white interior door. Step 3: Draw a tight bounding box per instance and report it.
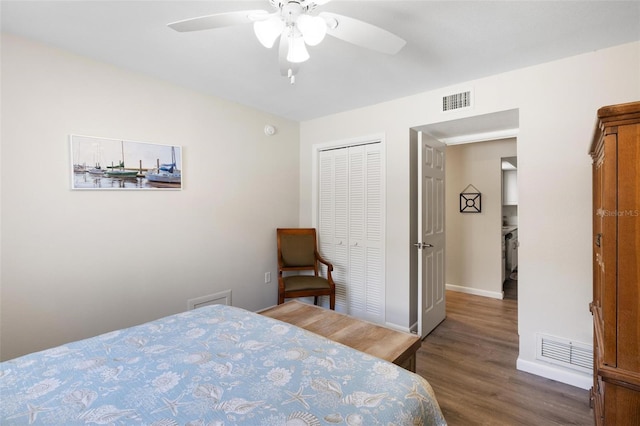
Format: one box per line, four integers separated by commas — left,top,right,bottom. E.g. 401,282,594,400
417,131,446,338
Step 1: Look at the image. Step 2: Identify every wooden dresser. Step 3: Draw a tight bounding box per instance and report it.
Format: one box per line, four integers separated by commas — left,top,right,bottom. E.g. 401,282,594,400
589,101,640,425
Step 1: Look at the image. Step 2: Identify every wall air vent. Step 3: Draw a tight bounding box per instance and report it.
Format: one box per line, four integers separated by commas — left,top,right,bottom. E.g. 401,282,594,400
188,289,232,310
536,333,592,373
442,90,472,112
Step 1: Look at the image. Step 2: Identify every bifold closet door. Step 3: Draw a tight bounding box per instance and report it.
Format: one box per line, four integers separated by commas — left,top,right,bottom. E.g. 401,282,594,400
318,143,384,323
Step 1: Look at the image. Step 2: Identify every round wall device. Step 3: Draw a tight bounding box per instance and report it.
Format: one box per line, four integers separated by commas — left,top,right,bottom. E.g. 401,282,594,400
264,124,276,136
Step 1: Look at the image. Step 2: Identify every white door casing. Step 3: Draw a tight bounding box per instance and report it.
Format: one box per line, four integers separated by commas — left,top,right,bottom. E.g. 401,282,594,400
417,131,446,338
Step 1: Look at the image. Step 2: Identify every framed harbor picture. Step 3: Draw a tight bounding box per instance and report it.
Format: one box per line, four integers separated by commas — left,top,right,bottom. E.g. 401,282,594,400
70,135,182,190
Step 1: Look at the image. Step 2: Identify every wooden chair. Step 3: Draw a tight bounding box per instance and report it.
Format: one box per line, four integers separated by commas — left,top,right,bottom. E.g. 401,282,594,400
277,228,336,310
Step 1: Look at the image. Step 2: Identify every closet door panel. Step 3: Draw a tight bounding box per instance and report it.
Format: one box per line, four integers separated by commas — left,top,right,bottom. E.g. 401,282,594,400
365,246,384,318
318,150,335,259
333,243,349,312
334,149,350,310
364,145,384,318
349,146,365,244
334,150,349,242
318,149,349,310
317,142,384,323
349,244,366,313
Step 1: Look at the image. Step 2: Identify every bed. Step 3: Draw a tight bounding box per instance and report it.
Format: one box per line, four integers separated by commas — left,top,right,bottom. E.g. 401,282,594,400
0,304,446,425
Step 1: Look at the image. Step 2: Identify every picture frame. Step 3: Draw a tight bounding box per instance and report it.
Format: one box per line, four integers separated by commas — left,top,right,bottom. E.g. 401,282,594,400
459,184,481,213
70,135,182,190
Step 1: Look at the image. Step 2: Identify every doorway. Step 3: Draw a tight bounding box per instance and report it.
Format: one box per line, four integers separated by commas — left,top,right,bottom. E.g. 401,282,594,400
410,109,520,337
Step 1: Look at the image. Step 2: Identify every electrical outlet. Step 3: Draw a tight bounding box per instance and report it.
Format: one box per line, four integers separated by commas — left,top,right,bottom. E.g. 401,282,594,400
264,272,271,283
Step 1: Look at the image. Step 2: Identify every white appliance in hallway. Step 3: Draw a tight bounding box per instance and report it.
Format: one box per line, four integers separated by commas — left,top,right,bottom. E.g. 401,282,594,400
505,229,518,273
502,237,506,282
502,156,518,282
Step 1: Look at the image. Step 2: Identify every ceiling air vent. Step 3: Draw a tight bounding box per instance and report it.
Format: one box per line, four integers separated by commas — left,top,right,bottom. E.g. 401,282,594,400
536,333,592,373
442,90,472,112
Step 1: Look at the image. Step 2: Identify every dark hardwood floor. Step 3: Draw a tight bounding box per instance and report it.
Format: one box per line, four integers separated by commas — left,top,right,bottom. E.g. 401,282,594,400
416,290,593,426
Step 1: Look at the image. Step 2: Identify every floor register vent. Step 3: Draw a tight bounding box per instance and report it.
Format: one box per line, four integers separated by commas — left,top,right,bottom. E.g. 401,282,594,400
442,90,472,112
188,289,232,310
536,333,592,373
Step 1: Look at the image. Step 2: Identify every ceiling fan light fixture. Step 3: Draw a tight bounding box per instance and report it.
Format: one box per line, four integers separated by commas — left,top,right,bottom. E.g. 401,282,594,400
296,14,327,46
254,16,285,48
287,31,310,63
168,0,406,80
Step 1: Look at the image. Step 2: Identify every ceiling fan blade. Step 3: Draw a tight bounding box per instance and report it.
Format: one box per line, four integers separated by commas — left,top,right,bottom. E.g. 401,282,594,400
168,10,268,32
319,12,406,55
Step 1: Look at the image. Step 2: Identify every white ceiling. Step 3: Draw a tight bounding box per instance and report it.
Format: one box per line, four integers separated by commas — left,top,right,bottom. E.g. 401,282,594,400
2,1,639,122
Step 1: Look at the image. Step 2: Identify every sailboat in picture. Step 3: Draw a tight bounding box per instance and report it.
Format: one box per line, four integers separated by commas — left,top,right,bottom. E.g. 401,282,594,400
104,141,138,178
87,142,105,175
146,146,181,185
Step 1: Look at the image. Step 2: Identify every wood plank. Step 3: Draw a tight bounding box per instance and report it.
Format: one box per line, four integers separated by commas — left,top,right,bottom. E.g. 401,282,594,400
260,301,421,369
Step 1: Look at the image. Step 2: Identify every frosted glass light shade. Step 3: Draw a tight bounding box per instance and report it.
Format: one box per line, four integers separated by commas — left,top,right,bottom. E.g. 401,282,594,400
254,17,285,48
297,15,327,46
287,33,310,63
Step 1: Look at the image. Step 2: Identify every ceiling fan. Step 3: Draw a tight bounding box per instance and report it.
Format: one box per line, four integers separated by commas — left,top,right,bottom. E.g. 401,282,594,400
168,0,406,83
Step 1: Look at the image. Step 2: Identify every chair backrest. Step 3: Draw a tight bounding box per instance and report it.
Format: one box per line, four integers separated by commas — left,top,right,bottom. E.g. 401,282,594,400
277,228,318,269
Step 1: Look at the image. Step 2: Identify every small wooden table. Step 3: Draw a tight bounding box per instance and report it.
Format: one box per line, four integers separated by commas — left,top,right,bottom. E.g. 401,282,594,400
259,301,421,372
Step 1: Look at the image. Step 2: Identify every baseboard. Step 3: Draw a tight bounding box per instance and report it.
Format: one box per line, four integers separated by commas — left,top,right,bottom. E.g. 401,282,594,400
446,283,504,300
517,358,592,390
384,321,414,334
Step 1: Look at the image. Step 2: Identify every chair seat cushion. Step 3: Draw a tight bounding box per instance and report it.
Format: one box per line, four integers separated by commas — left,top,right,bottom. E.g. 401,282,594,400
283,276,331,292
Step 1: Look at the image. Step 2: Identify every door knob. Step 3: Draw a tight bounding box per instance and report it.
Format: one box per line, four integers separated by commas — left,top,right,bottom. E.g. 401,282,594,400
413,243,434,249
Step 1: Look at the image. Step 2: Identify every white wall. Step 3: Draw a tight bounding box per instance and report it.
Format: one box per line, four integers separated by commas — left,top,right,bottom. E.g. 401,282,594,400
0,34,301,360
300,41,640,386
3,33,639,388
446,139,517,298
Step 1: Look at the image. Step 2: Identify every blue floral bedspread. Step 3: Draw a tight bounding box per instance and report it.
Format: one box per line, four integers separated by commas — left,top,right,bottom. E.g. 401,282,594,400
0,304,446,425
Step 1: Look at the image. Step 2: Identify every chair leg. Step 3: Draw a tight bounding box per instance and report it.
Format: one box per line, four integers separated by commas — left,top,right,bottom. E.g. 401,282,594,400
313,296,318,306
329,293,335,310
